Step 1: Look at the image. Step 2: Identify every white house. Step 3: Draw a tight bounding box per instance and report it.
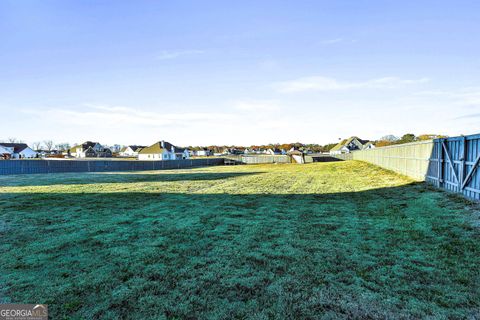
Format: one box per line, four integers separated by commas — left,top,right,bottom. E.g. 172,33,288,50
69,141,112,158
119,145,146,157
195,148,212,156
138,141,190,160
0,143,37,159
265,148,284,155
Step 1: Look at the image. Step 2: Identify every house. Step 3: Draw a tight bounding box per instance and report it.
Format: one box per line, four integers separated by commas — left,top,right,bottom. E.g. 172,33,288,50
265,148,284,155
195,148,212,157
69,141,112,158
138,140,190,160
0,143,37,159
363,142,375,150
330,137,375,155
119,145,146,157
222,148,244,155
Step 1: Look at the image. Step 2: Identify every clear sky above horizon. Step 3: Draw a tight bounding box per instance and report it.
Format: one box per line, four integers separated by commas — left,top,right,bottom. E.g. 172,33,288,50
1,0,479,146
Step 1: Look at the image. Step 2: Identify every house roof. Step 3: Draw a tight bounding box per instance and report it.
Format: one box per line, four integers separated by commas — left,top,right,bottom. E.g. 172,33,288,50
268,148,282,153
0,143,29,153
138,141,186,155
69,141,100,153
330,136,370,152
129,145,146,152
121,145,146,152
138,142,167,154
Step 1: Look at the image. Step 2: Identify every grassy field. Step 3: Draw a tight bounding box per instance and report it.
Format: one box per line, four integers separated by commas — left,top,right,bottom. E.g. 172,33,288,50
1,161,479,319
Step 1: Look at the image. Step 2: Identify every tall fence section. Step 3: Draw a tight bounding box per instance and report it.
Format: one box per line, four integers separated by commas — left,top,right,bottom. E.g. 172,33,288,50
346,134,480,202
0,158,224,175
352,140,434,180
224,155,291,164
425,135,480,201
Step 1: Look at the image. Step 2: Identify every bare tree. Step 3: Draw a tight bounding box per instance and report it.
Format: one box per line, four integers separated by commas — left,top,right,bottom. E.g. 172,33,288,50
33,141,43,151
8,137,20,143
44,140,54,151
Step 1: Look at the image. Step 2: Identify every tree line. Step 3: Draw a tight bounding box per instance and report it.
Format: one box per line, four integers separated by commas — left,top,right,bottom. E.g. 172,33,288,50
0,138,71,152
374,133,447,147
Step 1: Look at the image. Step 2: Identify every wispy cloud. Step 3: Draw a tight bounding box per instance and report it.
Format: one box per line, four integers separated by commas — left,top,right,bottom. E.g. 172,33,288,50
157,49,205,60
455,113,480,120
418,87,480,106
22,105,233,127
274,76,430,93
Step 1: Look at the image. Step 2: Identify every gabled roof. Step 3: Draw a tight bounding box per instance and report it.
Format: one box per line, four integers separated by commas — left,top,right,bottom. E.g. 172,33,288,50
0,143,29,153
130,145,146,152
267,148,282,153
70,141,100,153
121,145,146,153
138,142,167,154
330,136,370,152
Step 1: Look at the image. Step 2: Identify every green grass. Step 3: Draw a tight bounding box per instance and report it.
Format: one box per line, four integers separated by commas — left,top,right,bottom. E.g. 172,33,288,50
0,161,479,319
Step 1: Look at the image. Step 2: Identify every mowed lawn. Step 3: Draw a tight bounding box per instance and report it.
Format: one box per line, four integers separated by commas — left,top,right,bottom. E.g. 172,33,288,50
1,161,479,319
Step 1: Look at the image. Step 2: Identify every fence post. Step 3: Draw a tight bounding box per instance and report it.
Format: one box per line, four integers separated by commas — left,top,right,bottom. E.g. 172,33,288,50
437,140,443,187
460,136,467,189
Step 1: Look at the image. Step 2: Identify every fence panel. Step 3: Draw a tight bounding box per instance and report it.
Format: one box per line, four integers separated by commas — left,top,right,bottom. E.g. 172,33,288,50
352,140,434,180
224,155,291,164
0,158,225,175
426,134,480,201
347,133,480,201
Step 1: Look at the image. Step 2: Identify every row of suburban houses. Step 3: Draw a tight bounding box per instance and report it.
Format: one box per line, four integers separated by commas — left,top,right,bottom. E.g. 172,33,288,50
0,136,375,160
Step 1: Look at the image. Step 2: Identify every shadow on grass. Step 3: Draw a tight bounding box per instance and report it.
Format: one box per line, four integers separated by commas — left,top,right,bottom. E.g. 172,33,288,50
1,183,479,319
0,171,264,187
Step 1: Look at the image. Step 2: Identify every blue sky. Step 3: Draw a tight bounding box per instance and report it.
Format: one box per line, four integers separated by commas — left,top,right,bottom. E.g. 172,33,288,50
1,0,479,146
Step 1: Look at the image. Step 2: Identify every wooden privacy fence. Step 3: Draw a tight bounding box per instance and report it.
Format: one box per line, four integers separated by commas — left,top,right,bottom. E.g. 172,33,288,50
0,158,225,175
224,155,291,164
352,140,434,180
426,134,480,201
343,133,480,201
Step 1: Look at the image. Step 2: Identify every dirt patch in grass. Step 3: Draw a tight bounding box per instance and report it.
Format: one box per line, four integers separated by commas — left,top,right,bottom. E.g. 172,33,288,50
1,161,479,319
